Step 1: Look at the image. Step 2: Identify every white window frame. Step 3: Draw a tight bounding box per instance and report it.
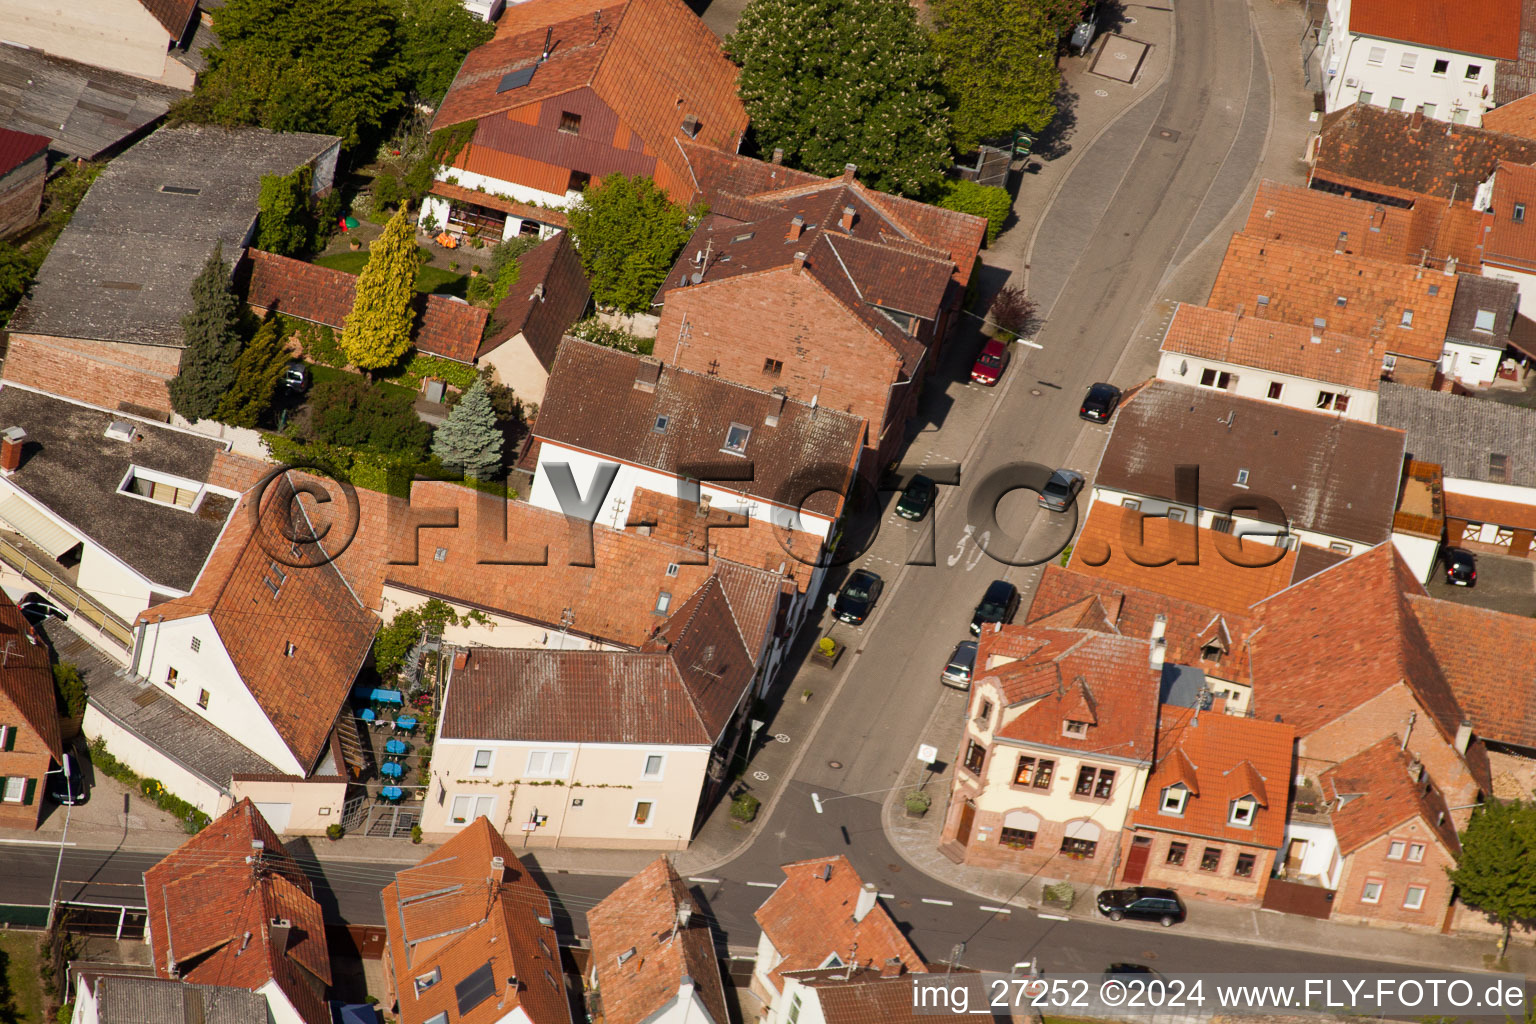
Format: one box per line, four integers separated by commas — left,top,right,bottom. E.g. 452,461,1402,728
1229,797,1257,826
1161,785,1188,815
631,799,655,828
1387,839,1406,860
526,750,572,779
1432,58,1449,76
1401,308,1414,326
1,777,23,803
1420,102,1437,119
722,423,751,455
1407,843,1425,863
1404,885,1426,910
1361,879,1383,904
449,793,495,826
1062,719,1088,738
641,753,666,780
471,749,495,775
1399,52,1418,70
1367,46,1385,65
1121,498,1141,510
1474,309,1496,332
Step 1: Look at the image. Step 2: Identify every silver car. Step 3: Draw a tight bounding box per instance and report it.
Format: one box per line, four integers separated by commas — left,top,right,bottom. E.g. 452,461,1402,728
942,640,978,690
1038,469,1085,512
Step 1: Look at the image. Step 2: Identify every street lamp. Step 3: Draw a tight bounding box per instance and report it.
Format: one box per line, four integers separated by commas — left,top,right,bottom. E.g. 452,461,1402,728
45,752,74,931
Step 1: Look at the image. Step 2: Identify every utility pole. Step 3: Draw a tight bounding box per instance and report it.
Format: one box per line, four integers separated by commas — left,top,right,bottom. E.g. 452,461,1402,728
45,752,75,931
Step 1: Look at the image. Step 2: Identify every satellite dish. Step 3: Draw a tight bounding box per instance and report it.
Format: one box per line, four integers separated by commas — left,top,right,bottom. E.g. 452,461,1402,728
690,271,704,285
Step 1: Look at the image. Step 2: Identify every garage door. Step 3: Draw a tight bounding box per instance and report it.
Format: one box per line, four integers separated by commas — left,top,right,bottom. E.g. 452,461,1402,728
255,802,292,834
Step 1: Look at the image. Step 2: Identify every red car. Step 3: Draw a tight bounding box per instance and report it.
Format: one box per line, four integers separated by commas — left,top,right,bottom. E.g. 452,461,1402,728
971,339,1010,385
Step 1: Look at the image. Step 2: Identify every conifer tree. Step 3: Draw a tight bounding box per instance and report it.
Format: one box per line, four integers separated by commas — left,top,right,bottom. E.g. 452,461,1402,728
216,318,290,427
169,245,243,422
341,206,418,370
431,376,503,479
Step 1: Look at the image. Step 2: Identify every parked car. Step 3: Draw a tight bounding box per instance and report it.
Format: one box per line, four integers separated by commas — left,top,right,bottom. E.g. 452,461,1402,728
283,361,311,393
1442,546,1476,587
834,569,884,625
18,592,67,629
942,639,979,690
1096,887,1186,927
1080,382,1122,422
46,753,86,806
970,580,1020,636
971,339,1010,386
1038,469,1085,512
1104,964,1163,980
896,475,937,521
1069,2,1100,55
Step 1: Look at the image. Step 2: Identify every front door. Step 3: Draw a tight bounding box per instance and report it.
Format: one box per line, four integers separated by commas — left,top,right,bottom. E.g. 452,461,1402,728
956,800,977,847
1122,835,1152,884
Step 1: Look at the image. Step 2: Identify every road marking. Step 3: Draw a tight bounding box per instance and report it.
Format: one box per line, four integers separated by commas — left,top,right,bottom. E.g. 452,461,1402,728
979,905,1012,914
688,877,721,884
747,881,779,889
921,898,954,906
880,892,895,899
1038,912,1070,921
0,838,76,846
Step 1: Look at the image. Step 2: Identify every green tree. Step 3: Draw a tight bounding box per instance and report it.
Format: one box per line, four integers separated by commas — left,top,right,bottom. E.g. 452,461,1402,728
935,179,1012,245
175,0,403,148
169,246,244,422
53,662,86,719
431,376,503,479
467,234,540,307
932,0,1060,151
341,207,419,369
217,319,290,427
394,0,495,105
256,166,316,257
1448,800,1536,953
566,174,697,312
302,376,431,457
726,0,952,197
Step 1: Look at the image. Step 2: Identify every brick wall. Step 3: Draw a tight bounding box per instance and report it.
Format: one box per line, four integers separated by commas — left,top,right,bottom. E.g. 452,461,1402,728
1118,828,1273,906
657,267,899,472
0,693,51,830
0,157,45,239
1329,827,1455,933
3,333,182,416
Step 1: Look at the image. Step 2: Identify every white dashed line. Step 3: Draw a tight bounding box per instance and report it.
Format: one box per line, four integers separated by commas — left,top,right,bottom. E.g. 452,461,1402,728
1038,912,1070,921
880,892,896,899
688,877,721,884
979,906,1012,914
747,881,779,889
922,898,954,906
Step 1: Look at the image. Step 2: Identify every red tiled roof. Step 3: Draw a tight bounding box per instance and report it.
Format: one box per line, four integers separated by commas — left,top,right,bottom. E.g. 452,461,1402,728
1482,93,1536,137
1408,595,1536,751
1321,737,1461,856
753,856,924,993
241,249,490,363
136,474,378,773
381,818,570,1024
1245,180,1417,262
1134,706,1294,848
433,0,746,193
144,800,331,1024
139,0,198,39
1349,0,1519,61
0,592,62,763
1067,503,1300,618
482,231,590,363
587,857,729,1024
1250,544,1467,743
979,625,1160,762
1484,161,1536,271
0,128,49,179
624,486,820,594
1444,489,1536,530
811,974,960,1024
1207,233,1455,362
1161,302,1387,392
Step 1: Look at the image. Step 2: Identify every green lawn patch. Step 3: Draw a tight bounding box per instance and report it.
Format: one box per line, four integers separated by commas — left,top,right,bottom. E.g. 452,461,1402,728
308,363,417,404
0,930,45,1024
313,247,466,296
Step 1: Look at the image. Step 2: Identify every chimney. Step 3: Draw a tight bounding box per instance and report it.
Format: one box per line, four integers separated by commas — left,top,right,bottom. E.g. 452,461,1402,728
681,115,701,138
842,163,857,182
1410,109,1424,131
880,957,905,979
0,427,24,474
1150,641,1166,670
771,147,784,165
853,882,878,923
1456,718,1473,753
792,251,807,274
786,215,804,242
268,918,292,954
765,388,786,427
453,650,468,672
633,357,662,392
491,855,505,879
677,901,693,928
1443,257,1457,276
1150,613,1167,643
840,205,856,231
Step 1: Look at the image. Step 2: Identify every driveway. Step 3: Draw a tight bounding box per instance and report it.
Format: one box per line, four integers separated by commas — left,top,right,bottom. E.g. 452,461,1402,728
1425,550,1536,617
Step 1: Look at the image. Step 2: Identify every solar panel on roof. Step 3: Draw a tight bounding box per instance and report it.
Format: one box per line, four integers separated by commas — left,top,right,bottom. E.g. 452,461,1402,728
497,66,537,93
456,963,496,1015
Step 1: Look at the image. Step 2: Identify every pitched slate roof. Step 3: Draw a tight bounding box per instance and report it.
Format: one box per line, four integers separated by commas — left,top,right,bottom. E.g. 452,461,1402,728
1314,104,1536,202
1249,544,1468,743
482,231,590,363
93,976,269,1024
0,45,181,160
535,339,865,519
0,591,62,762
1321,737,1461,856
1493,1,1536,108
10,127,339,347
432,0,746,192
753,856,924,994
381,818,570,1024
979,625,1159,762
1136,705,1293,848
1161,302,1387,391
135,474,378,773
1408,595,1536,752
1484,161,1536,272
1377,380,1536,486
1208,233,1456,362
1094,381,1406,545
439,575,753,746
586,857,729,1024
1348,0,1519,59
240,249,490,363
0,127,48,179
1446,273,1519,349
144,800,331,1024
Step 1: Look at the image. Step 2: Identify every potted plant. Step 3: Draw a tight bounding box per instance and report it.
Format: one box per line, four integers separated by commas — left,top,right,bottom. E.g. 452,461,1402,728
348,238,361,251
801,688,813,703
904,791,932,818
811,636,842,668
325,823,344,841
411,823,423,844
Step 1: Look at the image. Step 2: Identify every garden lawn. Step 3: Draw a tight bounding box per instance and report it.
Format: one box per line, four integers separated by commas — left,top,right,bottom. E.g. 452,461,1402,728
0,930,44,1024
308,363,418,405
313,247,466,297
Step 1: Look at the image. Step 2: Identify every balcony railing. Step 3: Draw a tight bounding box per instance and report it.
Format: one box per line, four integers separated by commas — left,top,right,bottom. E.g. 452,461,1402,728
0,535,133,649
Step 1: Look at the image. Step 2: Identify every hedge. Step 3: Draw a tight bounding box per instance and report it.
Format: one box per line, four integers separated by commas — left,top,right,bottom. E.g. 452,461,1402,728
88,738,210,833
935,179,1012,246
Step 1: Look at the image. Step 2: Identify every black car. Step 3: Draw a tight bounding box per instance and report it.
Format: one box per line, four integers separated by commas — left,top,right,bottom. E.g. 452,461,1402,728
1096,887,1186,927
18,592,67,629
834,569,884,625
1080,382,1122,422
46,753,86,806
895,475,936,521
1443,546,1476,587
1104,964,1162,980
970,580,1019,636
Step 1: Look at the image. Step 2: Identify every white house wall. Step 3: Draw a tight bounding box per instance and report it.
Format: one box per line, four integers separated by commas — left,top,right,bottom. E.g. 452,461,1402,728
480,333,552,406
1155,350,1379,422
81,705,225,813
255,979,311,1024
1282,820,1342,887
1440,340,1501,388
1441,477,1536,506
133,614,305,775
381,585,625,651
0,0,187,86
1390,533,1440,584
1482,265,1536,314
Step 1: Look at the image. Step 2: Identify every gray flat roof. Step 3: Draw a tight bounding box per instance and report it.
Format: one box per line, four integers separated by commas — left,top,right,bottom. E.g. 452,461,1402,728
9,125,339,346
0,385,235,591
0,43,182,160
1378,380,1536,487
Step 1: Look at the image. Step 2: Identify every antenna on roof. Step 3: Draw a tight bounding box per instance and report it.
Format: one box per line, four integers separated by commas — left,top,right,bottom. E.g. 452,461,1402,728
593,9,601,27
541,26,553,61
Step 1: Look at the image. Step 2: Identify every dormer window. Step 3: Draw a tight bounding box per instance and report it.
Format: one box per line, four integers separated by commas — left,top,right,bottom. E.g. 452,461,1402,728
1229,796,1258,826
818,952,844,969
119,466,204,511
1161,784,1189,815
1201,643,1223,663
722,423,751,455
1062,719,1088,738
414,967,441,995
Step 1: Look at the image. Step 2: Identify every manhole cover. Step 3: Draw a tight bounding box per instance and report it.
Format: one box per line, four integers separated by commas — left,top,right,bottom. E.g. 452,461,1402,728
774,733,791,743
828,760,843,769
1030,388,1043,396
753,770,770,781
1153,127,1182,142
1095,89,1109,97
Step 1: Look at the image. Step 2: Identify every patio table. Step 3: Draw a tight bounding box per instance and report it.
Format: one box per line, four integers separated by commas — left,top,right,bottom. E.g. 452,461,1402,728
381,785,403,802
395,715,418,733
385,738,407,756
370,688,404,705
381,761,404,779
359,708,376,723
